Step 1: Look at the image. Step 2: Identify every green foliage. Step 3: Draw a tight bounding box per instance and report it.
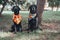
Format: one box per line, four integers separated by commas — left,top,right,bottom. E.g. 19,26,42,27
12,0,26,5
55,1,60,7
0,0,7,4
12,0,15,2
19,0,26,5
0,0,2,4
49,2,55,7
48,0,60,7
48,0,60,2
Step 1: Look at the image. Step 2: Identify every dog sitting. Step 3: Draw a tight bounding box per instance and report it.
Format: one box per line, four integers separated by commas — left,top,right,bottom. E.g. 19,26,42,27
10,5,22,33
28,4,37,32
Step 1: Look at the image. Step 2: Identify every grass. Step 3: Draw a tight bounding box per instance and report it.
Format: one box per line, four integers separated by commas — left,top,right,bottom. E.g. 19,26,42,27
42,11,60,23
0,11,60,40
0,32,60,40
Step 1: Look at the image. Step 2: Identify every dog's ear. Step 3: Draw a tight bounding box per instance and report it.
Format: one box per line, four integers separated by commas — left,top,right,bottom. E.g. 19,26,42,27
12,6,21,12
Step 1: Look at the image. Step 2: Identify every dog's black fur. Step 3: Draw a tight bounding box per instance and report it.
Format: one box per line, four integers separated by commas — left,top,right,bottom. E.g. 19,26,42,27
28,18,37,31
11,22,22,32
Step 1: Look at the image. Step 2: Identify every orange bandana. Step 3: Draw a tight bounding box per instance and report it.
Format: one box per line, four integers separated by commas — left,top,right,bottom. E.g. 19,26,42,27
29,13,36,18
13,14,22,24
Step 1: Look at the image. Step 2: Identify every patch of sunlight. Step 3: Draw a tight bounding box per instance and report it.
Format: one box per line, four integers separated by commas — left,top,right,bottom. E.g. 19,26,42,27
36,29,58,33
43,29,58,33
0,32,15,38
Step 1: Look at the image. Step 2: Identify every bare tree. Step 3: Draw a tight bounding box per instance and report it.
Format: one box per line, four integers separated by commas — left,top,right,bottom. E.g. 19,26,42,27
0,0,8,16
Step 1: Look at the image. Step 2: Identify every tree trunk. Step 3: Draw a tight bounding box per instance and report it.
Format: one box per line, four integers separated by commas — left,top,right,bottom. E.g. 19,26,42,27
51,7,53,11
37,0,45,26
0,1,6,16
56,7,59,11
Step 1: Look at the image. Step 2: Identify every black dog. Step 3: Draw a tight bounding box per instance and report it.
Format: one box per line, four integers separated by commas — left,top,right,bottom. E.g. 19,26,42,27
10,5,22,33
28,4,37,32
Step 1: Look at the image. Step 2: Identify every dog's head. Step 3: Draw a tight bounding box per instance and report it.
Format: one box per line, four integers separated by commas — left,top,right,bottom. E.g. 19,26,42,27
12,6,20,15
